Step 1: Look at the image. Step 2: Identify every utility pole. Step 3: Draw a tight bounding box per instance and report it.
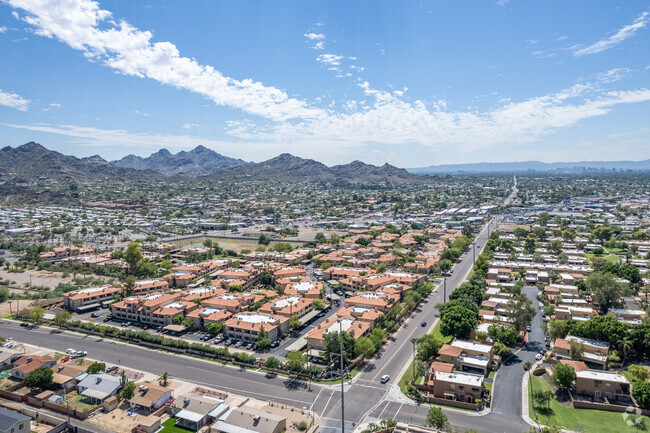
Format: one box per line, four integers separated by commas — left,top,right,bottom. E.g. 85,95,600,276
339,320,345,433
443,277,446,303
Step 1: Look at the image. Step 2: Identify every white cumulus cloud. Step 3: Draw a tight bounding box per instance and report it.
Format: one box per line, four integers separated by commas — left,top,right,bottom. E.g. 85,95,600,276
0,89,30,111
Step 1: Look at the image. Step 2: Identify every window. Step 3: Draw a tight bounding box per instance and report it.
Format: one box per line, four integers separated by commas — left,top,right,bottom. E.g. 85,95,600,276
459,385,464,391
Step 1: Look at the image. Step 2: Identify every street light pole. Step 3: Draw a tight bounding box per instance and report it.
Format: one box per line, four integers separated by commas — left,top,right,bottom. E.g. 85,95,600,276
443,277,446,303
339,320,345,433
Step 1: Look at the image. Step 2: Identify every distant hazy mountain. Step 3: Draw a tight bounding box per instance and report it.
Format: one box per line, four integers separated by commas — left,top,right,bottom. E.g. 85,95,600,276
0,142,165,182
112,145,248,176
409,159,650,174
210,153,423,184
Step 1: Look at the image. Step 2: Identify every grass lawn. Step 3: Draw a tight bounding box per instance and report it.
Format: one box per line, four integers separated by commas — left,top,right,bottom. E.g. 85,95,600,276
485,382,492,392
488,370,496,379
528,375,649,433
585,253,620,266
160,418,195,433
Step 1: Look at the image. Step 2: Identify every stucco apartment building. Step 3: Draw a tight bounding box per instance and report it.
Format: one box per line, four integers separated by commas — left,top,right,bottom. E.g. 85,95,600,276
203,293,264,313
258,295,314,318
151,301,198,326
431,371,485,404
63,285,121,311
554,335,609,369
111,292,181,323
284,280,323,298
127,278,169,295
185,307,233,329
438,340,494,375
307,317,372,350
344,291,399,312
223,313,288,342
574,370,632,402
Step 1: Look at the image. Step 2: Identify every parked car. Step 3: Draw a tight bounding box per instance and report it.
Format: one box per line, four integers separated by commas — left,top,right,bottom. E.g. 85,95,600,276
213,336,224,344
2,342,14,349
103,317,111,323
106,365,118,373
421,321,427,327
535,353,542,360
526,325,532,332
246,343,254,350
380,375,390,384
90,313,100,318
225,339,234,346
270,340,279,348
234,341,243,348
77,351,87,357
65,348,76,355
20,322,29,327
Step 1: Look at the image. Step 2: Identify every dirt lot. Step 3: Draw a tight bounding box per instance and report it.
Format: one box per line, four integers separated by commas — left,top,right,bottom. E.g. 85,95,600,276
0,268,76,291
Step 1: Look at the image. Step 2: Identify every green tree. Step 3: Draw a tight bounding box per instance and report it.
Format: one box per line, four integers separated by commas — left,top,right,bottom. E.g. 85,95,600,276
315,233,327,244
289,314,301,331
0,286,9,302
592,226,613,244
439,304,478,339
449,283,485,305
628,365,650,382
562,228,576,242
86,362,106,374
513,227,528,240
257,325,272,350
354,337,376,359
30,307,45,324
548,240,563,255
569,340,585,360
158,372,171,387
53,310,71,328
524,236,537,253
551,364,575,391
124,242,143,274
506,294,536,333
123,275,136,297
259,272,273,286
313,299,326,310
488,325,518,347
633,380,650,409
120,381,135,400
264,357,281,369
586,272,626,313
425,407,448,430
548,319,568,340
24,366,53,390
258,234,271,245
285,351,307,372
493,342,512,359
322,331,355,366
414,334,443,362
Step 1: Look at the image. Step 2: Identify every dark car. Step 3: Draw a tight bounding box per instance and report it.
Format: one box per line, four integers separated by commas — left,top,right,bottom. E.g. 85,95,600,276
421,321,427,327
90,312,100,318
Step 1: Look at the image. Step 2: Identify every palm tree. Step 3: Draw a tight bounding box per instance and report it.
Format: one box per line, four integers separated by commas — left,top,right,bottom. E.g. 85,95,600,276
158,372,171,387
621,337,634,365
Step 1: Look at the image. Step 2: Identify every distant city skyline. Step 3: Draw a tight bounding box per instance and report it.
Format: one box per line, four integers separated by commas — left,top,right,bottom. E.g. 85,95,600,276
1,0,649,166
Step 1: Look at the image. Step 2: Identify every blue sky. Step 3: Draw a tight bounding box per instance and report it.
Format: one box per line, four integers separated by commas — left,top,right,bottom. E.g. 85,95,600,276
0,0,649,167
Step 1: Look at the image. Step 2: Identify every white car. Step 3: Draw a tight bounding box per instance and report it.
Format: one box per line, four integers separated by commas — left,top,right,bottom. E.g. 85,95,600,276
380,375,390,384
65,348,76,355
2,342,14,349
535,353,542,360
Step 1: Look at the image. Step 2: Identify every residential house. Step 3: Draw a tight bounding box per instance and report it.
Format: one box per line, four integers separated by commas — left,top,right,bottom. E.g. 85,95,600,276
574,370,631,402
77,373,123,404
258,296,314,318
307,317,371,350
11,355,56,380
0,407,30,433
129,383,173,413
173,395,227,431
431,371,485,404
211,405,286,433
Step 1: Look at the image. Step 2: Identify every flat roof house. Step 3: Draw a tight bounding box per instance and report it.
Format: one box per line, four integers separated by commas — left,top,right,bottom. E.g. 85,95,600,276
431,371,485,404
173,395,226,431
574,370,631,403
129,383,173,413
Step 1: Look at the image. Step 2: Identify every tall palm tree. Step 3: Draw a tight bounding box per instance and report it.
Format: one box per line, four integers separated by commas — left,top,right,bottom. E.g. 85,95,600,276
621,337,634,365
158,372,171,387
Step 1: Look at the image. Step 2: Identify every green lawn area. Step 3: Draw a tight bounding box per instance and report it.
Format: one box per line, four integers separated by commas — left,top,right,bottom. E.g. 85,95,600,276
528,375,649,433
485,381,492,392
160,418,195,433
488,370,496,379
431,321,452,345
585,253,620,265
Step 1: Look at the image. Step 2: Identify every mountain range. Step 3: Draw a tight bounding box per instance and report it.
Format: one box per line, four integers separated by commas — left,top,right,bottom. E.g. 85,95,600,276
0,142,421,185
112,145,248,176
0,142,165,182
409,159,650,174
